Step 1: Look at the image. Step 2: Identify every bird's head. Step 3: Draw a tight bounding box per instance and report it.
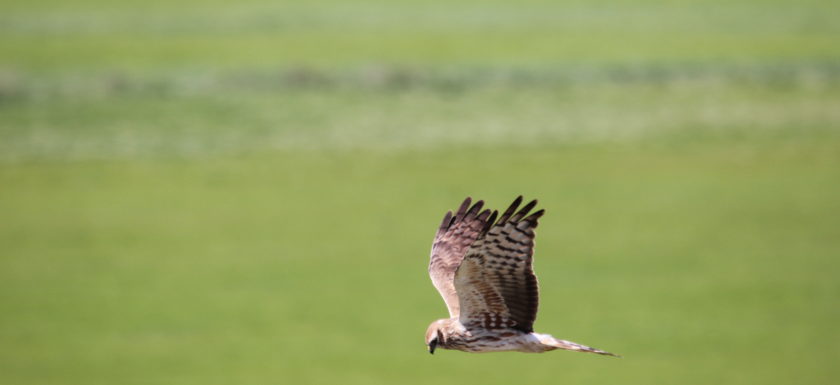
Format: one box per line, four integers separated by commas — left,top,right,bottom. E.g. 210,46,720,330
425,319,451,354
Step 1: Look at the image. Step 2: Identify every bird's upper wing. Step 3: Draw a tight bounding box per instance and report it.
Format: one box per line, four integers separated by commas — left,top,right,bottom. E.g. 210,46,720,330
429,198,497,318
453,196,544,333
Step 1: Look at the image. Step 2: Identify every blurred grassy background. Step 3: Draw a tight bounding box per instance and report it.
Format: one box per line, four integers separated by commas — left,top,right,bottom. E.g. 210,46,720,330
1,0,839,384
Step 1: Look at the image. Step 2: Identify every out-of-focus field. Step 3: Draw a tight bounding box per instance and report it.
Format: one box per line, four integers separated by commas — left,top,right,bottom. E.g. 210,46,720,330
1,1,839,384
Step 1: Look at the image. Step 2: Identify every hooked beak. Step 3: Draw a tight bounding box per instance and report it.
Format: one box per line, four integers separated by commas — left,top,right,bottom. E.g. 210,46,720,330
428,340,437,355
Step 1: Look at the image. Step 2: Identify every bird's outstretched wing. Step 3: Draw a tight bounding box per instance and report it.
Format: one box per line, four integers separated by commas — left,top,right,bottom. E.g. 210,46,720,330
429,198,497,318
453,196,544,333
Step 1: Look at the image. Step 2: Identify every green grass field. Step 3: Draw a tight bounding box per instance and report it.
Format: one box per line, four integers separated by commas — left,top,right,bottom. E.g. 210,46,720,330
1,0,839,384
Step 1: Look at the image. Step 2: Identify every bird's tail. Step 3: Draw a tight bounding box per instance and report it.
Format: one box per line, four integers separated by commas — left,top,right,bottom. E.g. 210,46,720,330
536,334,620,357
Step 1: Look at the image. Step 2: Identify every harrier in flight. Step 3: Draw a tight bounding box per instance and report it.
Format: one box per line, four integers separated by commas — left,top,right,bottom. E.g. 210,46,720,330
425,196,617,356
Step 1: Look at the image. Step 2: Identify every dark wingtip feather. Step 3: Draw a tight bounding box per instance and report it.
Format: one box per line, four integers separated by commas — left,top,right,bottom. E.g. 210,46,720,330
511,199,538,222
523,209,545,224
480,210,499,237
455,197,472,220
466,200,485,219
520,199,538,214
497,196,523,225
439,211,453,231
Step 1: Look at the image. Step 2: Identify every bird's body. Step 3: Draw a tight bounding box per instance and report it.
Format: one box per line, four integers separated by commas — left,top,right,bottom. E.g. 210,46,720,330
424,196,617,357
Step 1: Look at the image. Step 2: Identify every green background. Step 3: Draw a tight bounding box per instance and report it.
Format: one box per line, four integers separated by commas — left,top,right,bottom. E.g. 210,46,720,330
1,0,838,384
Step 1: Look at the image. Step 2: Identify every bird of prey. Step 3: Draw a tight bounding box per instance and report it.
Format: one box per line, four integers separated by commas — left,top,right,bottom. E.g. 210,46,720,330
425,196,617,356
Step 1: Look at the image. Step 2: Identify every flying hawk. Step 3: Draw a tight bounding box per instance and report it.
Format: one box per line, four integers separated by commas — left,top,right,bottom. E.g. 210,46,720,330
425,196,618,356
